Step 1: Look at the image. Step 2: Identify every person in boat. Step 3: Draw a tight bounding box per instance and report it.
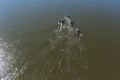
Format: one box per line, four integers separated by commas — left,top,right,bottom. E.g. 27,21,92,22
71,21,73,27
75,27,80,36
58,20,65,32
61,20,65,26
58,19,65,27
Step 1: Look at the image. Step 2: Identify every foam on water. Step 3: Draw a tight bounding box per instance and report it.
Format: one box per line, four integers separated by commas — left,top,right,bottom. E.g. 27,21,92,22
37,18,96,80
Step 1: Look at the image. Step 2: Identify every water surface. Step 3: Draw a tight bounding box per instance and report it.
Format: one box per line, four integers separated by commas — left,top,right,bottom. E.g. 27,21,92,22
0,0,120,80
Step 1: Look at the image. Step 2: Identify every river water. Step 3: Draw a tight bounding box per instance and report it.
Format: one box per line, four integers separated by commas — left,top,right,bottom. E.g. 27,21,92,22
0,0,120,80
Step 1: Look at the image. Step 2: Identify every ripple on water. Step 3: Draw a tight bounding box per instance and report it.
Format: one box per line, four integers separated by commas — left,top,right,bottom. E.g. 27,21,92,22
0,38,18,80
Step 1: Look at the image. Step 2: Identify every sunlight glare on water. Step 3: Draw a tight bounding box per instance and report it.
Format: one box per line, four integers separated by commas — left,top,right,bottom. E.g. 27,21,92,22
0,38,18,80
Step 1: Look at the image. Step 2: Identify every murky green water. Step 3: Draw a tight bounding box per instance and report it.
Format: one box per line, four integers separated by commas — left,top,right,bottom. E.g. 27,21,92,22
0,0,120,80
